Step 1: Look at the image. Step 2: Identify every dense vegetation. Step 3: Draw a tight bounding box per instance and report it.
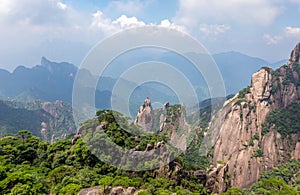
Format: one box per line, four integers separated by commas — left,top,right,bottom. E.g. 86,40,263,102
1,129,299,194
1,106,299,194
0,101,46,137
0,100,76,141
0,106,212,195
262,102,300,136
0,129,210,194
94,107,210,171
237,87,250,99
223,160,300,194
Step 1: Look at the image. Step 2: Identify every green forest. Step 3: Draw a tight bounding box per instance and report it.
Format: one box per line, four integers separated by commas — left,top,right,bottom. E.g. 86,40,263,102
0,108,299,194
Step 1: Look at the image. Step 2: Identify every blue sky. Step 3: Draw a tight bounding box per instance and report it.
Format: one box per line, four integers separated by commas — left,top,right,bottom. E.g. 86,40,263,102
0,0,300,71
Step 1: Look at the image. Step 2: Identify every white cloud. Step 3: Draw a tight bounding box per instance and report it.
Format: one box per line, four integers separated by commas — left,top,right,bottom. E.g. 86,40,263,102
57,1,67,10
263,26,300,45
174,0,283,27
159,19,187,32
0,0,74,27
90,11,117,34
263,34,282,45
113,15,145,28
285,26,300,37
199,24,230,36
0,0,13,14
0,0,188,70
0,0,92,70
90,12,187,35
90,11,147,35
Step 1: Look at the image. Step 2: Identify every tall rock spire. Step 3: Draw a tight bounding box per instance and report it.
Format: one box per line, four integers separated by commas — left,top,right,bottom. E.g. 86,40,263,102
288,42,300,66
134,97,154,132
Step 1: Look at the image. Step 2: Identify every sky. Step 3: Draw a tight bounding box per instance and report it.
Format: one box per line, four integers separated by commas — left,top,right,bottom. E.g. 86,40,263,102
0,0,300,71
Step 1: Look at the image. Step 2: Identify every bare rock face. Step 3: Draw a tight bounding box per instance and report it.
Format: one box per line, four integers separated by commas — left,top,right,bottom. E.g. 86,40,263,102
206,163,230,192
159,104,191,152
134,97,154,132
288,42,300,65
78,187,102,195
78,186,137,195
109,186,124,195
40,122,48,141
251,69,272,102
209,43,300,191
292,142,300,160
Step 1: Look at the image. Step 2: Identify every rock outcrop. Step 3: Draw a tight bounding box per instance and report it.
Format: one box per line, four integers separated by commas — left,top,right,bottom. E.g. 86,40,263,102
40,122,48,141
134,97,154,132
78,187,102,195
292,142,300,160
208,42,300,191
78,186,139,195
288,42,300,65
206,163,230,193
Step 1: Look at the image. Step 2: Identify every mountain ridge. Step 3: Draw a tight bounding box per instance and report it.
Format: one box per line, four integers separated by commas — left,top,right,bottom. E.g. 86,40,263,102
207,42,300,191
0,46,299,194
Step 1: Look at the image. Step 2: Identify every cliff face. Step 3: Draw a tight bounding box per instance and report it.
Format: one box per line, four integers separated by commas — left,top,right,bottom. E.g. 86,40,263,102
209,43,300,189
288,42,300,65
134,97,154,132
0,99,75,141
40,100,76,142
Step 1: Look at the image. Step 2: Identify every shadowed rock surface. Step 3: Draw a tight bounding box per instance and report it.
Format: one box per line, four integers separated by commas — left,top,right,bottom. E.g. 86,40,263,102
134,97,154,132
208,42,300,190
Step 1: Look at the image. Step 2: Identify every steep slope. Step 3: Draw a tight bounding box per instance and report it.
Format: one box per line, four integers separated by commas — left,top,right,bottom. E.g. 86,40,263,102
209,43,300,190
0,57,179,110
0,51,281,106
0,57,76,102
0,100,76,142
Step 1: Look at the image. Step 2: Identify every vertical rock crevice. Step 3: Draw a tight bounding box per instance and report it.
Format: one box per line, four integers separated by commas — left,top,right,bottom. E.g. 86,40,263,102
209,42,300,190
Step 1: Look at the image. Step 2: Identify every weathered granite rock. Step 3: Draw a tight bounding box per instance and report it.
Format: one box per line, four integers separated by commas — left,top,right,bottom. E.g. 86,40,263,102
288,42,300,65
78,187,102,195
134,97,154,132
78,186,137,195
208,43,300,191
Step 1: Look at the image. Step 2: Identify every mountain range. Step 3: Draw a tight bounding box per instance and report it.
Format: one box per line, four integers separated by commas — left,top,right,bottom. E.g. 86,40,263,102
0,51,286,109
0,99,76,142
207,42,300,191
0,50,288,143
0,44,299,194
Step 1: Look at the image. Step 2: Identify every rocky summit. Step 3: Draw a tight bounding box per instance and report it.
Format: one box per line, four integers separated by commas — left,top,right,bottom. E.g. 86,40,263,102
134,97,154,132
208,42,300,191
288,42,300,65
1,44,300,194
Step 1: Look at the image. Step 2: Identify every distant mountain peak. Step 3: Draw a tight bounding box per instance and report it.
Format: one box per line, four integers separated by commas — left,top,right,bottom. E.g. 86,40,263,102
209,43,300,190
41,56,51,67
288,42,300,66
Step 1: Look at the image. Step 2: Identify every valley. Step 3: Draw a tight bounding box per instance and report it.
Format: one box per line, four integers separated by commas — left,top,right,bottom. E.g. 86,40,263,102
0,43,300,194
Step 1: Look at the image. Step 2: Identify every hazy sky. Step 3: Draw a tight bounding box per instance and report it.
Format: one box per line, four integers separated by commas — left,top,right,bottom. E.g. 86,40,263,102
0,0,300,71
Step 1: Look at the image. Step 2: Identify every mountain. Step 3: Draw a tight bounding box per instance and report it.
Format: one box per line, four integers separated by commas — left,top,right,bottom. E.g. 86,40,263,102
0,57,179,111
269,59,289,69
100,48,278,97
76,44,299,194
212,51,270,95
0,51,285,108
207,42,300,191
0,45,299,194
0,99,76,142
0,57,76,102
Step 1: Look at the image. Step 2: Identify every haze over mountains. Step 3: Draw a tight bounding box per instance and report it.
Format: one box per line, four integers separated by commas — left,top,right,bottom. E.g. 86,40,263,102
0,51,286,110
0,99,75,141
0,42,299,194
